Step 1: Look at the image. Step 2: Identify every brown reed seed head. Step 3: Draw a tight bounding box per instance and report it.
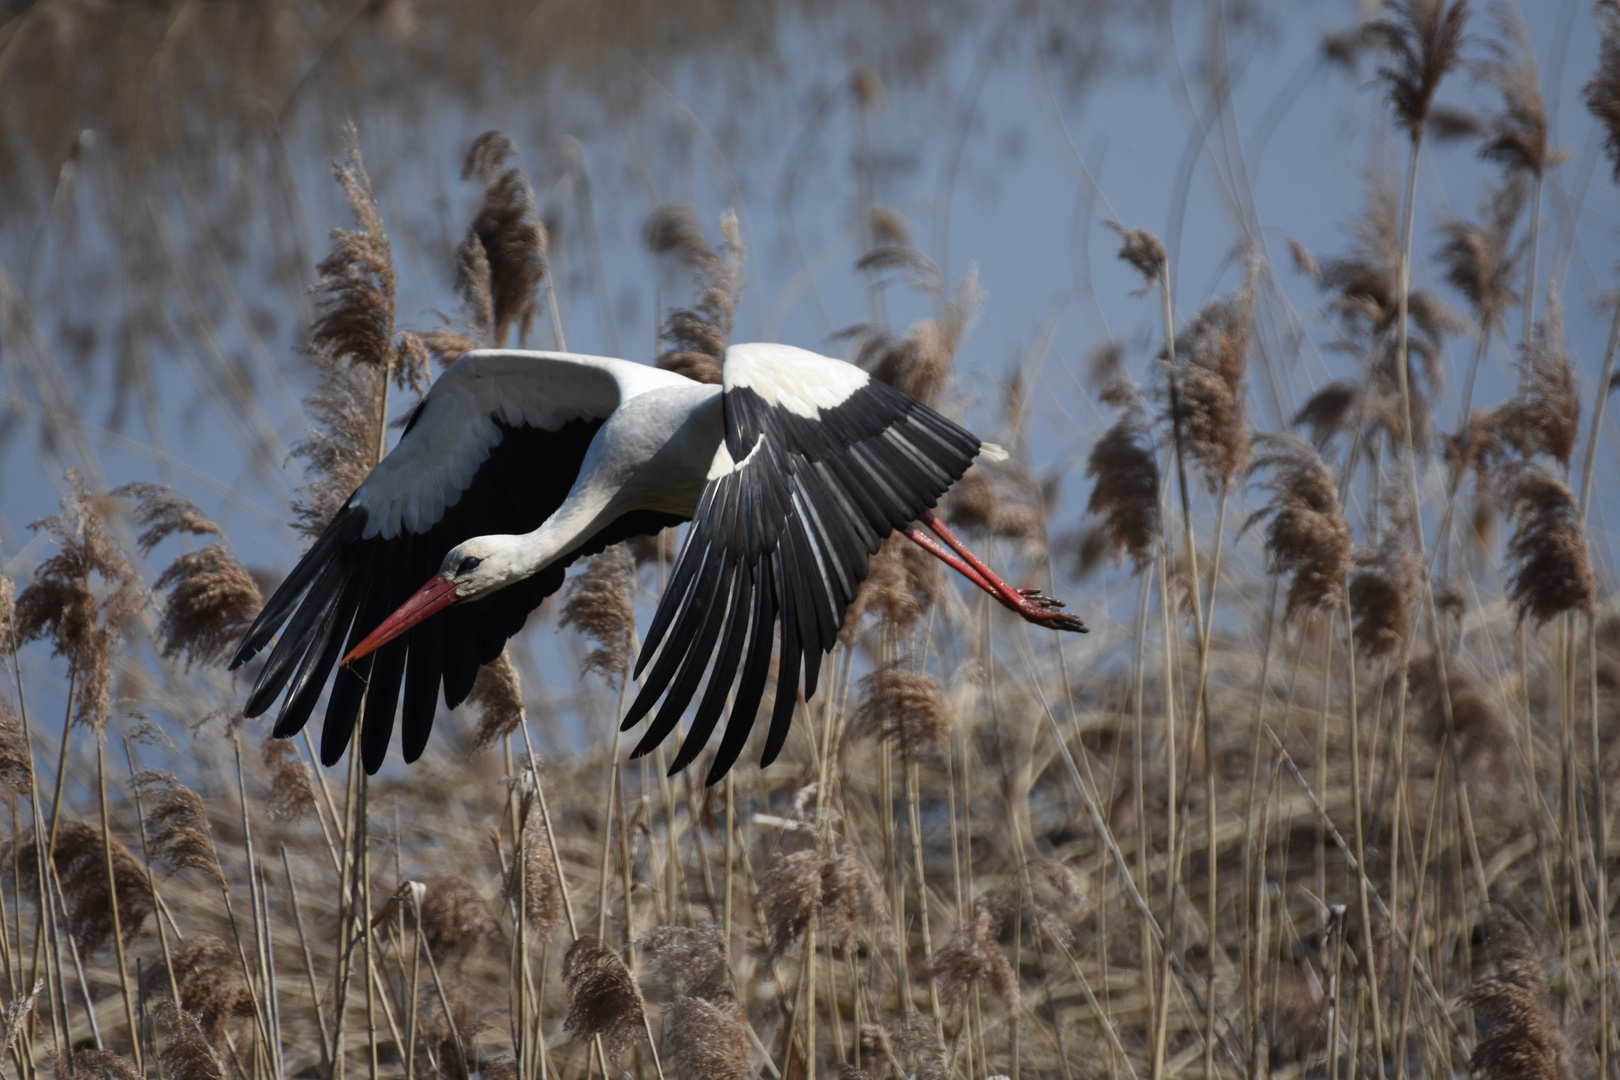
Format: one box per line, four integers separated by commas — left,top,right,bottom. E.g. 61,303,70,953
1405,655,1506,769
1585,2,1620,181
860,268,978,406
459,131,547,347
1246,436,1353,619
1462,916,1574,1080
755,848,825,961
261,735,315,822
1292,380,1362,447
1265,958,1328,1063
12,472,144,730
153,1000,226,1080
1370,0,1471,138
560,544,636,683
562,935,646,1059
0,702,32,803
1107,222,1165,285
0,574,13,653
1171,270,1255,489
0,980,41,1056
135,770,223,884
1436,176,1525,337
143,933,253,1051
819,846,890,952
1350,542,1417,660
640,922,730,1001
113,482,222,554
1477,5,1562,177
53,1049,142,1080
665,995,752,1080
467,648,526,755
153,546,262,669
413,876,498,965
644,204,745,385
928,905,1019,1017
311,128,395,375
506,807,564,935
8,820,152,953
1491,288,1579,468
843,534,943,637
1484,910,1549,997
1084,389,1161,573
850,664,951,766
1503,463,1594,625
292,130,402,535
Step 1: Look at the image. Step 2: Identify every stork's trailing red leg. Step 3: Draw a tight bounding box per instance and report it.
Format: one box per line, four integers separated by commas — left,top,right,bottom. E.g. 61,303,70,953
900,509,1087,632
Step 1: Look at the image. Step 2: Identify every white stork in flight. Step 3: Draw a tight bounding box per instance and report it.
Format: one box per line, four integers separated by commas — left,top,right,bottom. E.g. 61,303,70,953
232,343,1085,782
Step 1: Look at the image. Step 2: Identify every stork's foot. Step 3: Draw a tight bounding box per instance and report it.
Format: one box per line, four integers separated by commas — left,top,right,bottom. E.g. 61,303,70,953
1005,589,1088,632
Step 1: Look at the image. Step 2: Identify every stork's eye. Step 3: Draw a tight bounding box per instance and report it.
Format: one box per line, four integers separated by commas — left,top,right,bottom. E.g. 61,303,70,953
457,556,482,575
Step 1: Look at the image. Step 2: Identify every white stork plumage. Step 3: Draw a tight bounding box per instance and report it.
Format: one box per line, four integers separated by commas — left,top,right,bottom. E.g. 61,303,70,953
231,343,1085,781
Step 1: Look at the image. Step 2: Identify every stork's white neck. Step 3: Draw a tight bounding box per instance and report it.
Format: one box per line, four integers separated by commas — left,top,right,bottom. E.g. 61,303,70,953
497,383,723,582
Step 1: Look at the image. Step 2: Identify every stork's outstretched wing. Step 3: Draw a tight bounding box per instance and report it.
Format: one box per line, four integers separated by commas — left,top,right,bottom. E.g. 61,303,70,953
232,351,691,772
622,342,986,783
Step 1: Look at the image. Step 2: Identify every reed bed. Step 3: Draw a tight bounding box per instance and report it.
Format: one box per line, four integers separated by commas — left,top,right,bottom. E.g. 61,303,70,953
0,3,1618,1079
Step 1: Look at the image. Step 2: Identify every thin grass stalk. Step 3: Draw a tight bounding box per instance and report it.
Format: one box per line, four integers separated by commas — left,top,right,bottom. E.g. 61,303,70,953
46,857,100,1050
92,737,139,1067
282,845,333,1072
906,761,945,1046
234,738,283,1078
1262,727,1471,1060
1520,173,1542,363
724,771,735,965
1238,579,1280,1074
30,670,75,1008
1196,487,1229,1080
1149,542,1181,1080
1341,601,1384,1076
16,692,67,1064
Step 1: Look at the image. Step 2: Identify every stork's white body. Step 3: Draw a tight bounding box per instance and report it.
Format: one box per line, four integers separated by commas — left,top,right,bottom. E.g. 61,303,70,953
234,343,1081,781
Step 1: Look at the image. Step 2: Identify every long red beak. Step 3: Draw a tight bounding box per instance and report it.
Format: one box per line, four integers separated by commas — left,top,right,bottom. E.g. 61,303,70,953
343,576,459,664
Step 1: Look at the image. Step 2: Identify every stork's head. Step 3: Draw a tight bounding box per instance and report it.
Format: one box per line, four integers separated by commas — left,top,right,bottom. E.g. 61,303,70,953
343,535,524,664
438,536,528,601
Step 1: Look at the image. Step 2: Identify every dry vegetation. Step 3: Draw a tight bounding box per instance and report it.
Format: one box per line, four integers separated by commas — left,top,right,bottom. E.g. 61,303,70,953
0,2,1619,1079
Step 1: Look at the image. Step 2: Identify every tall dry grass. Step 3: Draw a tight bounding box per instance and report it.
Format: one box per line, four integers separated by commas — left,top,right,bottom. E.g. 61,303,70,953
0,3,1616,1079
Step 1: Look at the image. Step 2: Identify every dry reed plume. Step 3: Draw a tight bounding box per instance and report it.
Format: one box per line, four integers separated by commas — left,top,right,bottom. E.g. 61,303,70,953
1462,914,1588,1080
458,131,548,347
468,649,527,754
7,820,152,953
561,936,646,1060
11,472,143,730
1084,382,1161,572
664,995,752,1080
644,204,745,383
1502,463,1594,624
1247,435,1353,618
850,663,952,765
559,544,636,684
134,770,223,883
